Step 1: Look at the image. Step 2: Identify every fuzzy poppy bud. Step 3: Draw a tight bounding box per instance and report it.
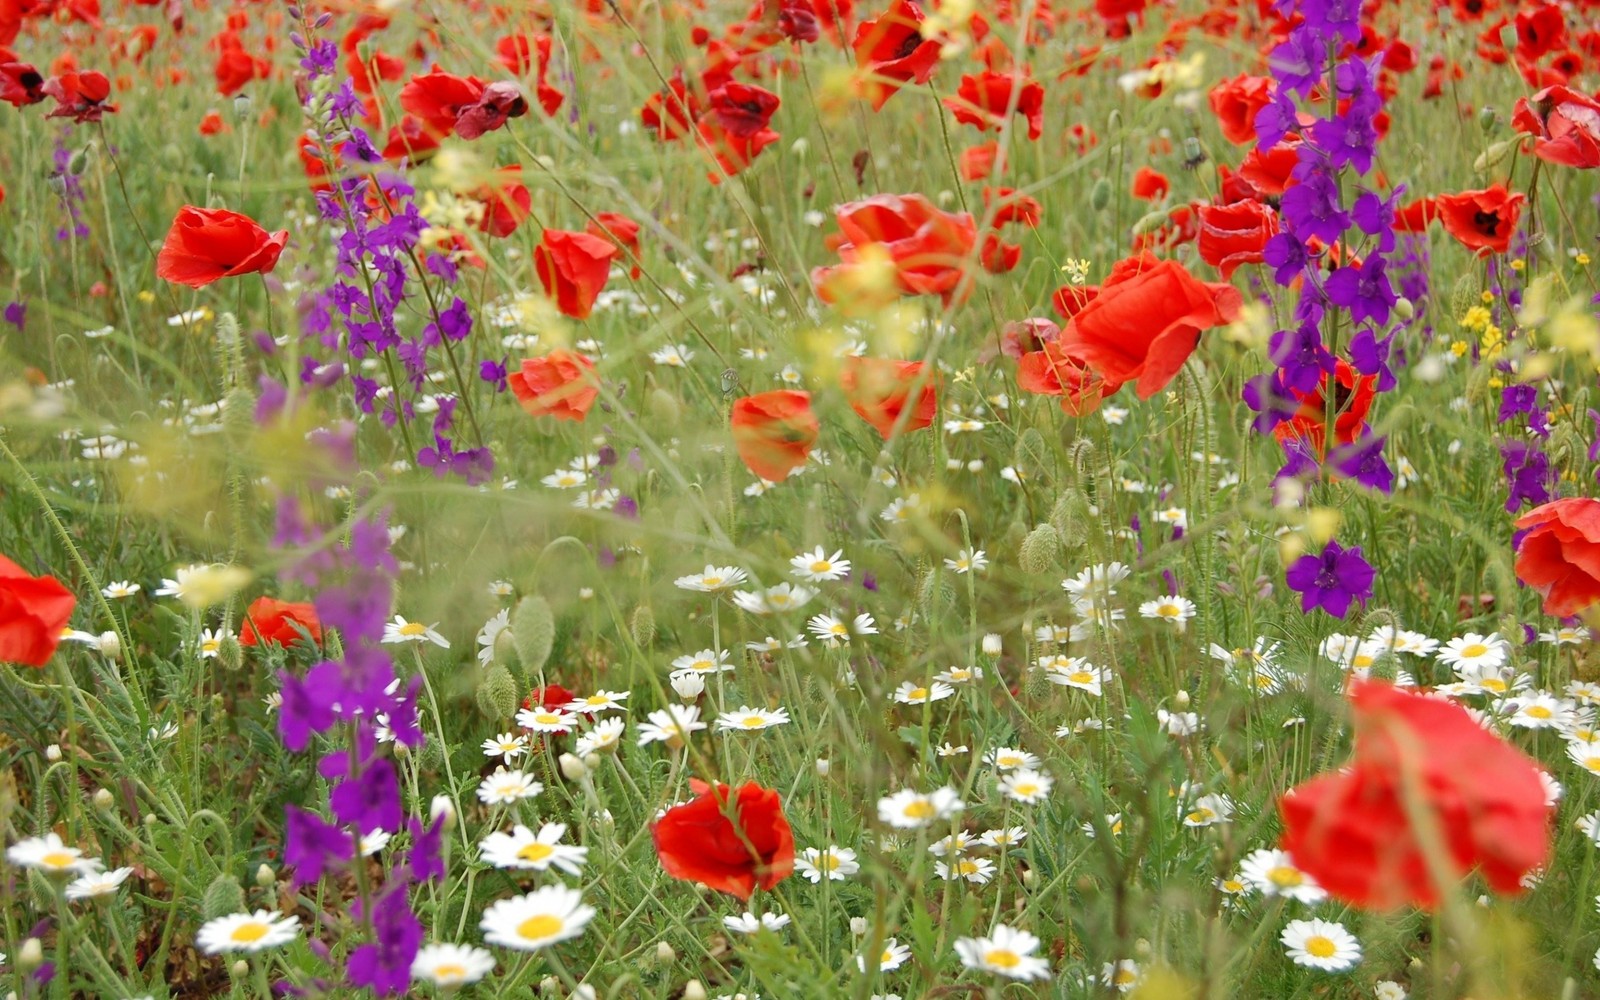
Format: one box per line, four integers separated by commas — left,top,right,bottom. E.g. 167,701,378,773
230,960,248,978
1393,297,1415,321
512,596,555,674
630,605,656,648
1089,177,1112,211
1477,106,1498,133
1019,523,1060,575
201,874,245,920
217,633,243,671
46,744,61,762
476,664,520,719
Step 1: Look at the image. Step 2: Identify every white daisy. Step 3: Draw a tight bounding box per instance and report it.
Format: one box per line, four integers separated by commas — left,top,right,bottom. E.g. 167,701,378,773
381,616,450,648
63,866,134,902
944,548,988,574
999,769,1053,804
714,706,792,732
791,547,851,582
479,823,589,875
892,680,955,705
674,565,748,593
794,846,859,883
411,942,496,987
856,937,911,973
101,581,140,599
5,833,102,876
516,705,579,732
1238,848,1326,904
1280,918,1361,972
195,910,300,955
476,767,544,805
876,787,964,829
481,732,529,762
953,924,1050,981
636,705,707,747
479,885,595,951
575,717,627,756
731,583,816,614
722,911,791,935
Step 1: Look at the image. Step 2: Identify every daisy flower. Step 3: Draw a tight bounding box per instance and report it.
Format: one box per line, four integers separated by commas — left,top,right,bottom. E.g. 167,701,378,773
1103,960,1143,992
101,580,140,599
411,943,496,987
944,548,988,574
476,609,511,667
722,911,791,935
879,494,922,523
857,938,911,973
479,823,589,875
953,924,1050,981
795,846,859,883
195,910,300,955
787,547,851,585
517,703,579,732
382,616,450,648
1061,562,1131,607
1280,918,1361,972
731,582,816,615
936,665,983,684
5,833,102,876
877,787,964,829
674,565,748,593
670,648,734,675
196,627,229,659
808,612,877,643
936,856,997,883
715,706,792,732
575,718,626,756
481,732,529,762
649,343,694,367
1436,633,1508,671
1041,658,1109,696
984,747,1040,771
63,866,134,902
567,690,629,714
476,767,544,806
928,831,973,857
978,827,1027,848
892,680,955,705
1542,626,1592,646
999,769,1053,805
1180,793,1235,827
636,705,707,748
479,885,595,951
1504,694,1577,730
1138,595,1196,629
1239,848,1326,904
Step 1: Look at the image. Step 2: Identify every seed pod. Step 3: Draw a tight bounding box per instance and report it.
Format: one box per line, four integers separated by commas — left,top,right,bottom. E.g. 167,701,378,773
202,873,245,920
630,605,656,649
1477,106,1498,133
1089,177,1112,212
512,596,555,674
1019,523,1060,575
648,387,682,425
1050,488,1091,550
217,633,244,672
476,664,521,720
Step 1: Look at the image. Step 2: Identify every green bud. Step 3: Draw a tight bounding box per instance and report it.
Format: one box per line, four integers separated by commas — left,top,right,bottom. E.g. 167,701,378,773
202,874,245,921
216,633,244,672
68,147,89,177
512,596,555,674
476,664,521,720
1089,177,1112,212
1019,523,1060,575
917,569,954,621
1477,106,1498,133
630,605,657,649
1106,108,1122,133
1393,297,1415,322
1012,427,1052,485
1049,489,1092,550
647,387,681,425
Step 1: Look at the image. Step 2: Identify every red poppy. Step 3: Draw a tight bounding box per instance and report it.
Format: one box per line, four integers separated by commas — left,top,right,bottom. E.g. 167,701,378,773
1207,73,1274,145
840,357,937,439
653,779,796,901
1272,359,1376,456
239,596,322,648
697,116,781,184
640,71,702,141
400,71,527,141
731,390,818,482
1514,2,1566,63
494,33,564,116
1514,497,1600,617
1280,680,1550,910
380,115,441,164
1434,185,1525,255
1237,136,1301,196
508,351,600,422
812,193,980,306
198,109,225,135
1197,200,1279,278
0,554,75,668
0,60,44,106
959,141,1000,180
212,34,267,97
1016,341,1110,416
983,187,1041,227
943,69,1045,141
42,69,116,122
852,0,941,111
1130,166,1170,201
707,80,781,137
156,206,288,288
472,167,532,239
1057,257,1241,399
534,230,618,320
586,212,642,279
1511,85,1600,169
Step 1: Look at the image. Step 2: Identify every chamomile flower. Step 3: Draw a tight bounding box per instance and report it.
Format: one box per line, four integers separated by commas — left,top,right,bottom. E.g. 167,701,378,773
953,925,1050,981
358,830,392,857
63,866,134,902
944,548,988,574
877,787,964,829
479,823,589,875
1061,562,1132,607
674,565,748,593
857,938,911,973
715,706,792,732
928,831,973,857
410,943,496,987
808,612,877,643
476,767,544,805
517,705,578,732
1139,595,1196,629
481,732,529,762
791,546,851,582
5,833,102,875
1180,793,1235,827
196,627,229,659
479,885,595,951
936,856,997,883
382,616,450,648
1042,658,1109,696
649,344,695,367
1504,693,1577,730
575,718,626,756
1239,848,1326,904
795,846,859,883
1436,633,1508,671
937,743,969,757
476,609,512,667
1566,742,1600,776
101,580,140,599
195,910,300,954
722,911,791,935
671,648,734,674
1280,918,1361,972
1542,626,1592,646
488,580,515,597
1103,959,1143,992
979,826,1027,848
984,747,1040,771
999,769,1054,804
567,690,629,714
893,680,955,705
1152,507,1188,531
731,583,815,614
879,494,922,523
636,706,707,747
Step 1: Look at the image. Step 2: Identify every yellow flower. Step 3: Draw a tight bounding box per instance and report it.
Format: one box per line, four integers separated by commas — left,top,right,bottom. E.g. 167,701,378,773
1450,340,1468,357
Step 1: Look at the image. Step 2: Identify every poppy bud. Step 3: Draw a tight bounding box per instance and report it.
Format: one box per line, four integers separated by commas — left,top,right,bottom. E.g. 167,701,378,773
918,569,954,621
1089,177,1111,211
67,147,89,176
430,794,457,830
1019,523,1060,575
538,976,560,994
96,631,121,661
233,93,252,119
815,758,830,776
202,873,245,920
477,664,520,719
512,595,555,673
1050,488,1092,549
850,917,869,935
1477,106,1498,133
254,864,276,887
630,605,656,648
1012,427,1052,484
1498,23,1517,53
1393,297,1415,321
217,633,243,671
1107,108,1122,132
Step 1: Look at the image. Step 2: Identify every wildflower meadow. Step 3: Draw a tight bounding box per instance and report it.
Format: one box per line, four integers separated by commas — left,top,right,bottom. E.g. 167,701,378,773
4,0,1600,996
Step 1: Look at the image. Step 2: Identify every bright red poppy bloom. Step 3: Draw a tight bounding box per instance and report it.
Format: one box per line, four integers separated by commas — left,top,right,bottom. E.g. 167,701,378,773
1056,257,1241,399
840,357,937,439
1016,341,1111,416
400,71,527,141
1272,359,1376,457
1280,680,1551,910
0,60,44,106
156,206,288,288
494,33,564,116
1130,166,1170,201
0,554,75,668
507,351,600,422
1207,73,1275,145
1513,497,1600,617
852,0,941,111
943,70,1045,141
42,69,116,122
472,167,532,239
812,193,980,306
239,596,322,648
640,70,702,141
1511,85,1600,169
1197,200,1279,278
1514,2,1566,62
1434,185,1525,255
707,81,781,138
585,212,642,279
534,230,618,320
653,779,796,901
1237,136,1301,196
697,116,781,184
730,390,818,482
959,142,999,180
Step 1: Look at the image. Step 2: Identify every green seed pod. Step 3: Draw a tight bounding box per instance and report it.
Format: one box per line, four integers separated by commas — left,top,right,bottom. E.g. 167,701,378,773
917,569,954,621
1393,297,1415,322
512,596,555,675
1019,523,1060,575
222,386,255,446
67,146,89,177
1089,177,1112,212
1050,489,1091,550
216,633,244,672
630,605,656,649
1012,427,1052,485
476,664,521,720
1106,108,1122,133
201,874,245,921
1531,232,1557,263
1477,106,1498,133
1450,273,1478,320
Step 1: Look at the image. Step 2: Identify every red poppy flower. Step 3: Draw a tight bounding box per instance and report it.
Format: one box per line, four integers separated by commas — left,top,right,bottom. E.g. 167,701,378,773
959,141,999,180
697,116,781,184
400,71,527,141
730,390,818,482
1056,257,1241,399
0,554,75,668
852,0,941,111
1514,2,1566,63
472,166,532,239
212,35,266,97
1514,497,1600,617
1272,359,1376,456
812,193,980,306
239,596,322,648
1280,680,1551,911
707,81,781,138
42,69,116,122
1434,185,1525,255
1016,341,1110,416
156,206,288,288
943,70,1045,141
198,109,225,135
1207,73,1274,145
0,60,44,106
1130,166,1170,201
494,33,564,116
1511,85,1600,169
585,212,642,279
1197,199,1279,278
839,357,937,439
640,70,702,141
534,230,618,320
380,115,440,164
507,351,600,422
1237,136,1301,196
653,779,796,901
983,187,1041,227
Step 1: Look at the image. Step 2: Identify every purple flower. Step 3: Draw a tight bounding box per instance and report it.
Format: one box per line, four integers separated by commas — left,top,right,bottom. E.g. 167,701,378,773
1285,539,1375,618
1269,324,1335,393
406,815,446,882
1323,255,1395,329
284,806,353,889
1348,327,1397,392
329,756,403,836
278,664,340,752
1263,232,1313,287
1329,432,1393,493
345,881,421,996
2,301,24,331
1501,440,1554,512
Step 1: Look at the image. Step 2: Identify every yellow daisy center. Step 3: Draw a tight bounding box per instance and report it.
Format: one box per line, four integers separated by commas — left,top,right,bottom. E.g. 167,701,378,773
822,853,840,870
516,914,564,941
517,842,554,864
1068,671,1094,684
810,560,831,573
1352,654,1373,668
907,687,928,700
1011,783,1039,797
902,800,935,820
1187,808,1214,823
1304,935,1336,959
534,712,561,725
1482,678,1507,693
1267,865,1303,888
702,576,723,587
40,851,76,869
984,948,1021,969
742,716,767,728
433,963,467,981
1461,643,1488,658
230,922,269,943
399,622,427,636
1525,705,1553,720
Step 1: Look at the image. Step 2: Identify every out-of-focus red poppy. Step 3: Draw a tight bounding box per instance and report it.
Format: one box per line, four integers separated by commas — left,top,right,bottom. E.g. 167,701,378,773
943,69,1045,141
1197,200,1279,278
1514,2,1566,63
400,71,527,141
0,60,44,106
641,70,702,141
839,357,937,439
0,554,75,668
1237,136,1301,196
198,109,225,135
240,596,322,648
534,230,618,320
42,69,116,122
212,32,268,97
1057,257,1240,399
494,33,565,116
812,193,980,306
707,80,780,137
1511,85,1600,169
1016,340,1110,416
697,116,781,184
471,167,532,239
1514,498,1600,617
156,206,288,288
959,141,999,180
653,779,796,901
852,0,941,111
1280,680,1550,911
1208,73,1274,144
507,351,600,422
1272,359,1376,456
1434,185,1525,255
585,212,642,279
983,187,1041,227
731,390,818,482
1130,166,1169,201
380,115,440,164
